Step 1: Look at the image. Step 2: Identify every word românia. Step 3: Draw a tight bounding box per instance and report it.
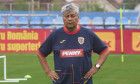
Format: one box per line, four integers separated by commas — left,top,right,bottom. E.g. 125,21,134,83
7,30,38,40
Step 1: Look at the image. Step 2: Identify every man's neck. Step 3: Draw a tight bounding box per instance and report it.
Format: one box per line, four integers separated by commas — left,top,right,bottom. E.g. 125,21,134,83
65,25,78,33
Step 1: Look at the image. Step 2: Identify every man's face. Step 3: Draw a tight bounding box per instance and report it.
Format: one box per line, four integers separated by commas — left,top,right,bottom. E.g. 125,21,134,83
63,11,79,30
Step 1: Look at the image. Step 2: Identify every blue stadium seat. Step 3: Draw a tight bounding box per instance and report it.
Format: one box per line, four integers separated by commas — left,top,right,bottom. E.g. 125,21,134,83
80,16,91,25
18,17,28,25
0,26,5,29
56,26,63,29
42,17,54,25
105,12,120,21
20,26,30,29
85,26,95,29
131,16,139,25
0,17,4,24
43,26,56,29
8,16,16,25
54,17,64,25
118,17,130,25
32,26,42,29
93,26,104,29
30,17,41,25
105,26,119,29
8,26,18,29
92,17,103,25
105,17,116,25
124,26,137,29
48,16,57,19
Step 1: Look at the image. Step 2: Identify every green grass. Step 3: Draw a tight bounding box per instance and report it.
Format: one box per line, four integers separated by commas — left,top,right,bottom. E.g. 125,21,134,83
0,53,140,84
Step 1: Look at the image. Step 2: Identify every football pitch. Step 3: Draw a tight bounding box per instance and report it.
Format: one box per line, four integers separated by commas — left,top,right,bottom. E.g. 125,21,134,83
0,53,140,84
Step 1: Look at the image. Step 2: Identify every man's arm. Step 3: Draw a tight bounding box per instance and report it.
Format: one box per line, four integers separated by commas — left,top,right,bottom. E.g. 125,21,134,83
84,49,110,79
37,53,59,82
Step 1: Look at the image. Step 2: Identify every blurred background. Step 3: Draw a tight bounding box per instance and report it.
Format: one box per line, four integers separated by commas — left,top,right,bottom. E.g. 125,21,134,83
0,0,140,29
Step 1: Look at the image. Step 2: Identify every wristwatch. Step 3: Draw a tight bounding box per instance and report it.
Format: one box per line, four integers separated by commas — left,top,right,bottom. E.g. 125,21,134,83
95,64,100,69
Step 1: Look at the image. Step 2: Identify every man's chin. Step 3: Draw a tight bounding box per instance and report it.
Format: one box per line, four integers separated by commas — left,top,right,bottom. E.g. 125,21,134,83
67,25,73,28
67,25,75,28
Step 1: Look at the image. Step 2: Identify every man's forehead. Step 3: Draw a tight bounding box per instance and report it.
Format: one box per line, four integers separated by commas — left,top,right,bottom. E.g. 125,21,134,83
63,11,78,15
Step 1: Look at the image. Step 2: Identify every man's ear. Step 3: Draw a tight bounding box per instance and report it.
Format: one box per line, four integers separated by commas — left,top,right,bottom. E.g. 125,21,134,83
77,14,79,19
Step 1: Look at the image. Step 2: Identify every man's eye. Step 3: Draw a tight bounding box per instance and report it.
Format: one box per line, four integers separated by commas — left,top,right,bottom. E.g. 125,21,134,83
71,15,75,17
65,16,69,18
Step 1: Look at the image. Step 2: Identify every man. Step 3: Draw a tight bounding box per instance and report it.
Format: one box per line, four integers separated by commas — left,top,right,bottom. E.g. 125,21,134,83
38,3,109,84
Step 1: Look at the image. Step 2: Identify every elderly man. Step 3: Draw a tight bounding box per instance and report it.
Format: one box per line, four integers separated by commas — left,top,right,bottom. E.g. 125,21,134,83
38,3,109,84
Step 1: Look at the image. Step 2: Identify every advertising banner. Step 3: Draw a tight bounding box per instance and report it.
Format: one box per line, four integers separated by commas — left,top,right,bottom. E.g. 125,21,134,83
0,29,140,54
92,29,121,54
0,29,52,53
123,30,140,54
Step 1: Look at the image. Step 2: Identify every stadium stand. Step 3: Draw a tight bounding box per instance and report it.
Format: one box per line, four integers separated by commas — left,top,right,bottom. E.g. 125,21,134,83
31,26,42,29
20,26,30,29
92,17,104,25
131,16,139,25
118,17,130,25
105,26,120,29
42,16,54,25
54,17,64,25
43,26,56,29
0,11,139,29
0,17,4,24
105,12,120,20
30,16,41,25
56,26,63,29
105,17,116,25
8,26,18,29
83,26,96,29
124,26,137,29
0,26,5,29
7,16,17,25
18,16,29,25
94,26,104,29
79,16,91,25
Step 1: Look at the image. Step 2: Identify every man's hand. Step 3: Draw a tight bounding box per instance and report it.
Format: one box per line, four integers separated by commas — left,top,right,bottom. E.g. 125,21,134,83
46,71,59,82
84,66,99,79
84,49,109,79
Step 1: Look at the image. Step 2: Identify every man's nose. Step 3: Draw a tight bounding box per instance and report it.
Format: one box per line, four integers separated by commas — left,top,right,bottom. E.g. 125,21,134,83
68,16,72,20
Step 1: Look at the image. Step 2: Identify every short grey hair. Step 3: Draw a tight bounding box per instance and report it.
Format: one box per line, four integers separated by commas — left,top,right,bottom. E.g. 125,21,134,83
61,3,79,14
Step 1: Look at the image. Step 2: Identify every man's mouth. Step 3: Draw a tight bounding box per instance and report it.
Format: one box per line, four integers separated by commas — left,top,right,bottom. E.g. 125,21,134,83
68,22,73,24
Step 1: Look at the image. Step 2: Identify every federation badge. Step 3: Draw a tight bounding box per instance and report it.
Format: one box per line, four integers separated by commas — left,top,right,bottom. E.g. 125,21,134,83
78,37,84,45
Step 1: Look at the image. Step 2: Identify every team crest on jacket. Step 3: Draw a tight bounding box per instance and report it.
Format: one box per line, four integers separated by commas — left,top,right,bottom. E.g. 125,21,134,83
78,37,84,44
